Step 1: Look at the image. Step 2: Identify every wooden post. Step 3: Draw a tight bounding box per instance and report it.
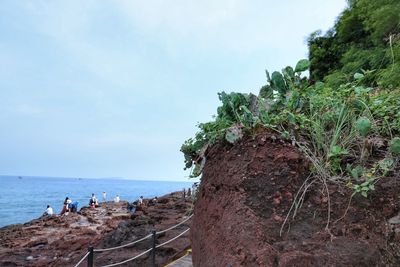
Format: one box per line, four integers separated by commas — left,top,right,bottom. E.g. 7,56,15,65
151,230,156,267
87,246,94,267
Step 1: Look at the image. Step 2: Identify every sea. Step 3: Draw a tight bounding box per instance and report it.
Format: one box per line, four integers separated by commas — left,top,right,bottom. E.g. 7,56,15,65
0,176,193,228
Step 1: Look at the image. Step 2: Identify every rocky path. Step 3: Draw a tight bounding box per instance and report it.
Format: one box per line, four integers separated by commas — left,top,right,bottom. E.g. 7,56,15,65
0,192,193,267
92,192,193,267
166,252,193,267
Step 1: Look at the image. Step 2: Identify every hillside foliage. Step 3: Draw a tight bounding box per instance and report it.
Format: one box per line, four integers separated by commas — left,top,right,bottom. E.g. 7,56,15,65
181,58,400,197
181,0,400,198
308,0,400,88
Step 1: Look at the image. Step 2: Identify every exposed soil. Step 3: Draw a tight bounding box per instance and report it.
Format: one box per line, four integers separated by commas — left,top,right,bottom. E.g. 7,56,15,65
191,131,400,267
0,192,192,267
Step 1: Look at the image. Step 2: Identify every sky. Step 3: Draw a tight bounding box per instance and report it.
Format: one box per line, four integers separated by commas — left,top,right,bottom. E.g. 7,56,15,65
0,0,347,181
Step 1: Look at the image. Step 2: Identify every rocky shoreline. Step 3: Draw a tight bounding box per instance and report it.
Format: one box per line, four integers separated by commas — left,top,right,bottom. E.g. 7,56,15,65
0,191,193,267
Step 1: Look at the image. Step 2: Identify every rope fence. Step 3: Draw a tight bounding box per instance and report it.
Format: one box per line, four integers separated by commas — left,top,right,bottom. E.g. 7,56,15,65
73,251,90,267
94,233,153,252
156,228,190,248
74,214,193,267
100,247,154,267
156,214,193,235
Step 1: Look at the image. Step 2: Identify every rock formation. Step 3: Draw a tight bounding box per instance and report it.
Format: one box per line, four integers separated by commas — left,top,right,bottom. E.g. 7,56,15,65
0,192,192,267
191,131,400,266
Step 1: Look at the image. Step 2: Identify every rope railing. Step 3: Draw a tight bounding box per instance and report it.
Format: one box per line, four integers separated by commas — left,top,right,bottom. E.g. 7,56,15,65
73,251,90,267
156,228,190,248
156,214,193,235
99,228,191,267
99,247,154,267
74,214,193,267
94,233,153,252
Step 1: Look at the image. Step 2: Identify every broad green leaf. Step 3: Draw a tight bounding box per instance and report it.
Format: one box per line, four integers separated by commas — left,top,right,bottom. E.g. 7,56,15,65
361,181,370,187
259,85,273,99
294,59,310,73
369,184,375,190
282,66,295,80
329,145,348,157
354,73,364,80
271,71,287,94
349,165,363,180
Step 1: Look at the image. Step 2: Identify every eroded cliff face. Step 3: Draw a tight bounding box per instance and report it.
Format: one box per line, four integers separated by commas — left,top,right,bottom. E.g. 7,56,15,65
191,131,400,267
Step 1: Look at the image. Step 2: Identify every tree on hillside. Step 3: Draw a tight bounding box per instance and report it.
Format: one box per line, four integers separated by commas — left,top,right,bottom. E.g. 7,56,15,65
308,0,400,88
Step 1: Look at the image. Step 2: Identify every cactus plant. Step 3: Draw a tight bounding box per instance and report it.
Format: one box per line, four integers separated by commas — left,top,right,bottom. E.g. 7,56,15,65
390,137,400,154
355,117,371,137
294,59,310,73
271,71,287,94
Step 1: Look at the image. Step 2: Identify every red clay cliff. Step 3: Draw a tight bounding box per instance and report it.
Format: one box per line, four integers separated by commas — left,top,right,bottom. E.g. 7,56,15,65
190,131,400,267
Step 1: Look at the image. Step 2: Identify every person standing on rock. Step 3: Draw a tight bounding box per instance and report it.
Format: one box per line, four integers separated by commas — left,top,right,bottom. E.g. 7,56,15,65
114,194,120,203
102,191,107,202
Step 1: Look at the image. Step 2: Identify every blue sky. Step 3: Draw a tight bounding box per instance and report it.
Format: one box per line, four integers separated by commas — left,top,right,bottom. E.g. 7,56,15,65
0,0,347,181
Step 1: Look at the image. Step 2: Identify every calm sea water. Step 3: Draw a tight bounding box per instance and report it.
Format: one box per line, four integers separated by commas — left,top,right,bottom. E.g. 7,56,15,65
0,176,193,227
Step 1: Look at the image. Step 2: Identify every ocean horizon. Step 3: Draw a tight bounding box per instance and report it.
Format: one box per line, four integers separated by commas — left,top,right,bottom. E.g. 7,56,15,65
0,175,193,227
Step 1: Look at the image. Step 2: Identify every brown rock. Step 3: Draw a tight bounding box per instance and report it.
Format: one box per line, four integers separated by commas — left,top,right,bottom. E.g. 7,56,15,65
24,238,48,248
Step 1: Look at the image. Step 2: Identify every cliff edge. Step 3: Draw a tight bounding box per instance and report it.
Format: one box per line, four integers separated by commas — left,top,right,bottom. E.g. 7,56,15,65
190,131,400,266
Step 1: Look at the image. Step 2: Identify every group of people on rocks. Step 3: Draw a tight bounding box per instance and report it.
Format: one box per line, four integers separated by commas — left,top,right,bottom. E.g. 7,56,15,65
127,196,159,214
60,197,79,215
100,191,121,203
43,193,152,217
182,182,199,199
43,184,199,218
43,197,77,217
90,192,121,205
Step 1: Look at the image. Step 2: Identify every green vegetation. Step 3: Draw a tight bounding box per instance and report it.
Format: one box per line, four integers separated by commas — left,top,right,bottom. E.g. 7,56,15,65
308,0,400,88
181,58,400,198
181,0,400,200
